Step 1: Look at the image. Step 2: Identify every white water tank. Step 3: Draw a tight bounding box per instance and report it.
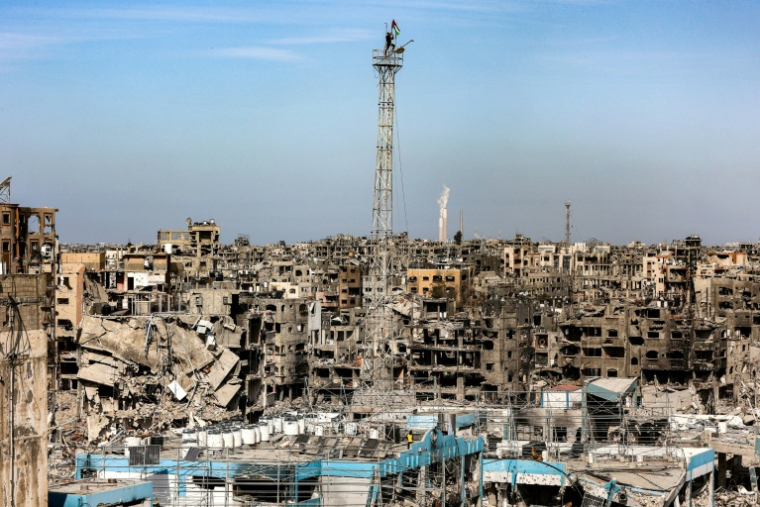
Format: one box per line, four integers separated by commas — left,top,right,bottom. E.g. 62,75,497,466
273,417,283,433
222,431,234,449
259,423,270,442
718,422,728,434
253,426,261,444
242,426,256,445
284,420,300,436
297,417,305,435
197,430,208,447
369,428,380,440
345,423,358,436
207,432,224,449
314,425,324,437
232,429,243,448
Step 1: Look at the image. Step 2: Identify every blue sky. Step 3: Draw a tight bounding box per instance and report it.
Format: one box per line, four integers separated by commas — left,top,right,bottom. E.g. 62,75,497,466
2,1,759,246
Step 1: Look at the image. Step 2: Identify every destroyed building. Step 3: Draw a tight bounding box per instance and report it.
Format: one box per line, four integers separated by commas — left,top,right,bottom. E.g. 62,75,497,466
76,313,247,440
0,186,58,275
157,218,220,281
0,182,57,507
0,274,52,507
48,220,760,507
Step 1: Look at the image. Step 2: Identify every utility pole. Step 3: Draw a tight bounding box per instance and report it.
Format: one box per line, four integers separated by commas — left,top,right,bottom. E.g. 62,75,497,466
364,22,408,384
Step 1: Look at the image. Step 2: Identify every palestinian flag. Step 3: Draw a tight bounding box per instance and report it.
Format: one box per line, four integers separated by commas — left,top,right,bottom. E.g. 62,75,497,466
391,20,400,36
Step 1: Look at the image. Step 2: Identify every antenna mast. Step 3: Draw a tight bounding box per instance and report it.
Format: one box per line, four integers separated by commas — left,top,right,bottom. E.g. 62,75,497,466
371,25,403,240
365,22,406,384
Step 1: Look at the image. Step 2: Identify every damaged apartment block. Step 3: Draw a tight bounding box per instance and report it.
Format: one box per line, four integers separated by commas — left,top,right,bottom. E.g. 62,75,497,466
1,180,57,507
43,214,760,507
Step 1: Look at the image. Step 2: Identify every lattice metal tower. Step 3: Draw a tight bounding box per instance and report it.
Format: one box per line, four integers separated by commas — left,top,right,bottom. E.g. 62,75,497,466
370,37,403,241
363,26,405,384
370,32,404,297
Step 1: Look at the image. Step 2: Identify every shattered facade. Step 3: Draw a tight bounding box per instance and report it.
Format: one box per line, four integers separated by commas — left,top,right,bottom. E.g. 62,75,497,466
44,225,760,507
0,202,57,275
0,274,51,507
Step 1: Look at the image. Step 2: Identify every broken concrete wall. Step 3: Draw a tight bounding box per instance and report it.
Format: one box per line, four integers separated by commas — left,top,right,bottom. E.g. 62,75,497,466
77,313,245,441
185,288,236,315
0,274,50,507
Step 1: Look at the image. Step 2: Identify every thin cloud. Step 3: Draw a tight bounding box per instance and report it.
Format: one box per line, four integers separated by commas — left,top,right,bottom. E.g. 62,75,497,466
517,0,617,5
206,46,306,62
352,0,502,12
29,6,267,24
537,48,745,76
541,36,617,47
268,28,375,45
0,32,64,62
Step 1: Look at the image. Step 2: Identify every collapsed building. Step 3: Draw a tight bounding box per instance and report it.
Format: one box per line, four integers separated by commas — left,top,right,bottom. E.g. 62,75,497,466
56,230,760,428
77,313,246,440
48,221,760,506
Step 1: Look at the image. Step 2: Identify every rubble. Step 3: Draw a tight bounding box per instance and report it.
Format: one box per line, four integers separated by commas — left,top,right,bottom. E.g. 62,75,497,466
45,224,760,503
76,314,246,442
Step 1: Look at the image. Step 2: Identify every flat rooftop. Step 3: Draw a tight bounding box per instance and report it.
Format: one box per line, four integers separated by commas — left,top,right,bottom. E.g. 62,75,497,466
50,479,150,496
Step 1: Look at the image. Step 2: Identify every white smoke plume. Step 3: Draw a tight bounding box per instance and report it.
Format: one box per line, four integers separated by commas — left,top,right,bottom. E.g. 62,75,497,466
437,185,450,211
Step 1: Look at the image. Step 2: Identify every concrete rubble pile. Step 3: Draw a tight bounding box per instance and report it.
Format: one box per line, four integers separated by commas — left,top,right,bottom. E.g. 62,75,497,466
628,491,672,507
696,487,759,507
77,314,244,442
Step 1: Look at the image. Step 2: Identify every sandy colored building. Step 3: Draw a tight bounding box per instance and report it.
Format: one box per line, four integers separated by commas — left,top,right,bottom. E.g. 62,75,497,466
406,266,472,302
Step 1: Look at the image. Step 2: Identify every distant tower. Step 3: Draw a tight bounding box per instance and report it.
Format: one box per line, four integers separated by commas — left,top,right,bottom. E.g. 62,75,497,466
369,22,404,297
371,30,403,242
364,22,406,384
438,185,450,242
565,201,571,245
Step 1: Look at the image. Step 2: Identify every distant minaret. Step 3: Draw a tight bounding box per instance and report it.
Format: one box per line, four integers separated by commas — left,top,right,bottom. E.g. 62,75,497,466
565,201,571,245
459,209,464,238
438,185,450,242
